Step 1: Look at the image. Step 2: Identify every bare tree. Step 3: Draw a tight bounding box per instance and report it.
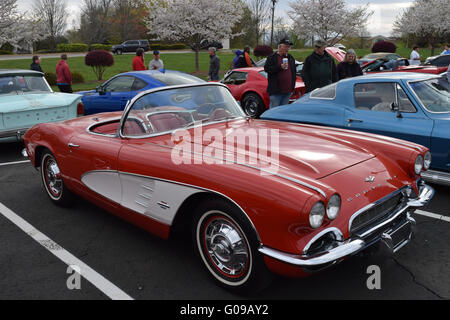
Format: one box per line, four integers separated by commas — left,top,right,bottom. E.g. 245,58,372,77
32,0,68,49
246,0,271,46
111,0,147,42
79,0,113,44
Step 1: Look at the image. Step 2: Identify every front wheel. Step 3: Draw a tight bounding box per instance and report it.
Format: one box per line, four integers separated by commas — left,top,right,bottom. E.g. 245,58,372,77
192,199,272,294
242,93,265,118
40,150,74,207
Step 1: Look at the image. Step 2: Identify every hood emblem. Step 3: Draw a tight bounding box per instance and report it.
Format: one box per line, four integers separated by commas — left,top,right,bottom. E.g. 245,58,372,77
365,176,375,182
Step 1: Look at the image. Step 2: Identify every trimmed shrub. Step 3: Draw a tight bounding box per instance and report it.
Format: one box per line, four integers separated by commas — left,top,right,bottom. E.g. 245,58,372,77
0,50,13,55
45,72,57,86
371,40,396,53
57,43,89,52
71,71,85,84
85,50,114,80
90,44,113,51
253,45,273,57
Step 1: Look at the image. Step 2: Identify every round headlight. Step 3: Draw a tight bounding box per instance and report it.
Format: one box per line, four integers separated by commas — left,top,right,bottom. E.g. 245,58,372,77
423,151,431,170
309,202,325,229
414,155,423,174
327,194,341,220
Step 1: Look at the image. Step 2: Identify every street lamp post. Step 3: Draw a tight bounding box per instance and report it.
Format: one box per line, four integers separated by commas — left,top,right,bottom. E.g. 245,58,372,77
270,0,277,48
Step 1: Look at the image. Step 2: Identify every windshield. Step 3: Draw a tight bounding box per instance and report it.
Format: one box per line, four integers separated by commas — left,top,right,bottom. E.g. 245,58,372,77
0,75,51,95
122,84,245,137
409,77,450,112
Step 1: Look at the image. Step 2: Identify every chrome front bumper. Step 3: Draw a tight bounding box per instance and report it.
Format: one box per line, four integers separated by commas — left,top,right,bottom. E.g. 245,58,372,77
259,183,434,268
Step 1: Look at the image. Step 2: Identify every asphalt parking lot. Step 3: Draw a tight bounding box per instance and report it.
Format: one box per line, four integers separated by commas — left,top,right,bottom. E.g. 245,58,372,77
0,141,449,301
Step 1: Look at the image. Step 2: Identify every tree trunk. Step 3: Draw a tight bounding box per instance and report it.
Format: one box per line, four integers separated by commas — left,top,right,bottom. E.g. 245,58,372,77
195,49,199,72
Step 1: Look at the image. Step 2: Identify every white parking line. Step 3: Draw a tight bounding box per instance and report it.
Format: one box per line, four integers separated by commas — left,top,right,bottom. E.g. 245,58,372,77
0,202,133,300
0,160,30,167
415,209,450,223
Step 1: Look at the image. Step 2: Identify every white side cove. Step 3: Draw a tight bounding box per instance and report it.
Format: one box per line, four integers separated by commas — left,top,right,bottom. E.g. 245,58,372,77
81,171,200,225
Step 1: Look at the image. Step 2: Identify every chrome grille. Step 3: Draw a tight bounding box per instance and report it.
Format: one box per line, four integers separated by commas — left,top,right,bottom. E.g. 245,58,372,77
350,192,403,235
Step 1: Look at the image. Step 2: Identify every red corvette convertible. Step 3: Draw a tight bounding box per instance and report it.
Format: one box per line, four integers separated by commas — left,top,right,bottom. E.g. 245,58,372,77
23,83,434,293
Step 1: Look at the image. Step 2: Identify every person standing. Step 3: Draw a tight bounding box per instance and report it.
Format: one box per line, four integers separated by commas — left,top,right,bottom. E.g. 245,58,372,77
132,48,146,71
264,38,296,108
56,54,72,93
148,50,164,70
302,39,338,93
337,49,363,80
409,46,421,65
30,56,43,73
208,47,220,81
233,49,243,69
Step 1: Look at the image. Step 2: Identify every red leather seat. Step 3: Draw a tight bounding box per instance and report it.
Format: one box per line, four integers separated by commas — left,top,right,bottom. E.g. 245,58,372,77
148,113,187,132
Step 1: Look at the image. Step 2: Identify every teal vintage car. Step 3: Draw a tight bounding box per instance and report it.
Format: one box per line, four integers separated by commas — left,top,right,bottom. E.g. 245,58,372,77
0,69,83,142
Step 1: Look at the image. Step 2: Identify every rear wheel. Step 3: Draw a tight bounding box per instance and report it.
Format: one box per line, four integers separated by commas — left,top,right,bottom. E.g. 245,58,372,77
242,93,265,118
116,49,122,55
40,150,74,207
192,199,272,294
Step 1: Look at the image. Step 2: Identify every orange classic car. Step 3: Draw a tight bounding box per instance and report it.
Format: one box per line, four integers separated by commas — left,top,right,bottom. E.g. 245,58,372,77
23,83,434,293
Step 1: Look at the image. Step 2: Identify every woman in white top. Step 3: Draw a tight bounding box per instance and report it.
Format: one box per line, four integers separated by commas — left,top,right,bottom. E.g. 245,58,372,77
409,46,421,65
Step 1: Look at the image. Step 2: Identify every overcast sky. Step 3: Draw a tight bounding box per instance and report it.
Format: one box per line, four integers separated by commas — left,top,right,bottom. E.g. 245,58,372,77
17,0,413,36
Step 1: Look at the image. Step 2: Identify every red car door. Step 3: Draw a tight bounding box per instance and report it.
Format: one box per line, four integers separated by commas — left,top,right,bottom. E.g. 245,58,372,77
61,131,124,207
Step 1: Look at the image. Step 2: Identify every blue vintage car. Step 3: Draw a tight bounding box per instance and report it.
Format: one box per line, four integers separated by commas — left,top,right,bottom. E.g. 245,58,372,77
261,72,450,185
0,69,82,143
79,70,205,115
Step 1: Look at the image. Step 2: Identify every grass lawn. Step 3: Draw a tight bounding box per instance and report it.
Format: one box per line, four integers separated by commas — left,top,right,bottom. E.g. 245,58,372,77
0,47,439,92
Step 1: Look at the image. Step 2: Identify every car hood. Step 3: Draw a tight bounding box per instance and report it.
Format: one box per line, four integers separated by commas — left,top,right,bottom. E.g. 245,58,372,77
0,92,81,113
325,47,346,63
185,119,375,180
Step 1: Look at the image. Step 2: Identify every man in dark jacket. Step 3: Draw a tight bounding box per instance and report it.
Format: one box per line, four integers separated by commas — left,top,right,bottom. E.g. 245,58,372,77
302,39,338,92
208,47,220,81
264,39,296,108
30,56,43,73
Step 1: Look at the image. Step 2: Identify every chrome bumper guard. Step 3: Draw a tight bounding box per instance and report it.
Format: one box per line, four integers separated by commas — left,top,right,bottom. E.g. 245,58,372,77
258,183,434,268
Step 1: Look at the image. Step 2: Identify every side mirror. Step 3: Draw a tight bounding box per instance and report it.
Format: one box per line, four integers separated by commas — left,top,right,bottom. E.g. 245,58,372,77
96,86,105,95
391,102,402,118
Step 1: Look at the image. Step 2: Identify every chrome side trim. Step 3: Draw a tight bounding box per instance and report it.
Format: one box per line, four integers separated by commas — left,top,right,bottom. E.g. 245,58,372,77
80,169,262,242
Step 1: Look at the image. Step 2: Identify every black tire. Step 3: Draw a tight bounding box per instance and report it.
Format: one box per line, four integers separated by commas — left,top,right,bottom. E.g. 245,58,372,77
116,49,122,55
40,150,74,207
192,198,273,294
242,93,266,118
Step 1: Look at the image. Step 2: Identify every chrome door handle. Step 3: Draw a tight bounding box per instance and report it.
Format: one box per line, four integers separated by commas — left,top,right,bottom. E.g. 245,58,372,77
347,118,363,123
68,143,80,148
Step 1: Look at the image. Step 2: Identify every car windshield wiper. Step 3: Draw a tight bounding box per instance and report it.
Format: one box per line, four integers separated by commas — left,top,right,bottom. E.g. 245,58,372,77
211,115,243,122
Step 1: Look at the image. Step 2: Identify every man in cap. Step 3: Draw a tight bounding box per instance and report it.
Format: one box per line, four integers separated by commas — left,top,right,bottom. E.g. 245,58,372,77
149,50,164,70
264,38,296,108
302,39,338,92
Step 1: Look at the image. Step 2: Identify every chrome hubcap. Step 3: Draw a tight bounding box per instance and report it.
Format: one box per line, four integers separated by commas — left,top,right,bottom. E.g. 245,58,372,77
45,157,62,197
204,217,249,277
245,100,258,117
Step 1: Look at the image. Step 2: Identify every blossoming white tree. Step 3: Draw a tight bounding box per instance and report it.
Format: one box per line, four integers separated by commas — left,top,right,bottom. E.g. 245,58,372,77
393,0,450,55
288,0,372,45
145,0,242,71
0,0,47,52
